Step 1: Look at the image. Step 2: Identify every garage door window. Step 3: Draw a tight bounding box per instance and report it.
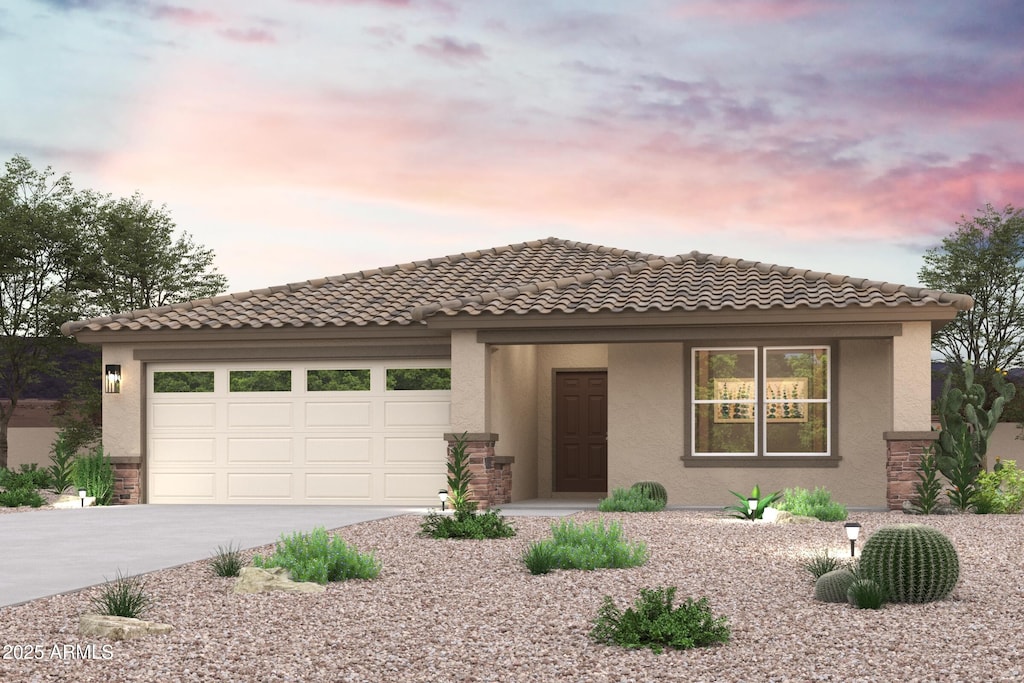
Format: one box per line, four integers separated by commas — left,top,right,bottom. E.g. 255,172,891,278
153,371,215,393
307,369,371,391
386,368,451,391
229,370,291,392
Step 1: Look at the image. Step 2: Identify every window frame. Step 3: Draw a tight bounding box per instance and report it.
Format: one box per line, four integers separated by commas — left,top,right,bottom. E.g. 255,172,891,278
686,344,836,465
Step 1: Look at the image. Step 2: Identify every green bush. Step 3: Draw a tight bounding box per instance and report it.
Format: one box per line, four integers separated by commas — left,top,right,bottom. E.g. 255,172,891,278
975,459,1024,514
210,543,244,577
252,527,381,584
0,487,45,508
630,481,668,506
522,519,648,575
0,464,53,491
598,487,666,512
589,587,730,653
858,524,959,603
775,487,848,521
847,578,887,609
802,549,847,580
72,446,115,506
49,431,78,495
420,508,516,539
813,568,856,603
90,571,153,619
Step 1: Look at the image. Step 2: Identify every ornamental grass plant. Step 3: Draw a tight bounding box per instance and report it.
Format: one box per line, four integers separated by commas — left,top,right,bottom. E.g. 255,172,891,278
523,519,648,575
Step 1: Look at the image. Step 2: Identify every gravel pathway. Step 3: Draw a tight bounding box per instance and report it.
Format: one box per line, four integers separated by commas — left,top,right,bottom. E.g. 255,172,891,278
1,510,1022,682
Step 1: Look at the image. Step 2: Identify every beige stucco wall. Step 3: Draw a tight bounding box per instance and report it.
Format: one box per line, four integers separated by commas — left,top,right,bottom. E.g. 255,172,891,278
605,339,893,508
891,321,933,431
489,345,539,500
988,422,1024,467
102,343,143,460
8,427,60,469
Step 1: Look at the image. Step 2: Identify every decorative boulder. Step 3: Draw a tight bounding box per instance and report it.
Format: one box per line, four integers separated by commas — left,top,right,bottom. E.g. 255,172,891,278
79,614,173,641
53,495,96,509
232,566,325,594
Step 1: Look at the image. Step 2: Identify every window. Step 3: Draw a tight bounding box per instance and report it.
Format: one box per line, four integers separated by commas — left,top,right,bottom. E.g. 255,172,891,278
153,371,214,393
691,346,830,457
229,370,292,392
307,369,371,392
385,368,451,391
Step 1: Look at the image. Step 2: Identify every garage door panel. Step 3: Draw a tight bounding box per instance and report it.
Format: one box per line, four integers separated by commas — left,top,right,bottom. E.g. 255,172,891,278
305,402,373,428
305,438,372,463
149,362,450,505
228,403,292,428
150,472,217,500
385,401,451,427
227,472,293,500
152,403,217,429
385,437,447,464
304,473,372,500
227,438,293,463
150,438,217,464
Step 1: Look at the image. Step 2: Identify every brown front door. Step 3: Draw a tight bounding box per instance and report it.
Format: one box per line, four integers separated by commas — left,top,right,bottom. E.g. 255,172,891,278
554,371,608,492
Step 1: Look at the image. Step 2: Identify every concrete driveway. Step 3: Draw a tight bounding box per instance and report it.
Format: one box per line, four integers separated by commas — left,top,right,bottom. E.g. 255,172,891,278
0,500,594,608
0,504,418,608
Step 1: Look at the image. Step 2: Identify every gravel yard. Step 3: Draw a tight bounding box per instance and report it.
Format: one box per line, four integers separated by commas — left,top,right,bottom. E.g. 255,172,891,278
1,509,1022,682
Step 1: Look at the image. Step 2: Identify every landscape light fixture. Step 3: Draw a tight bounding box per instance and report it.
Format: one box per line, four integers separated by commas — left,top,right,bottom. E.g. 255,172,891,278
844,522,862,557
104,365,122,394
438,489,448,511
78,488,87,508
747,497,758,517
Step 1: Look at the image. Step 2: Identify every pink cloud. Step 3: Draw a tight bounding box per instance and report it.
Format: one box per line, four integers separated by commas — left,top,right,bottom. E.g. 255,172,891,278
415,36,487,64
218,27,277,44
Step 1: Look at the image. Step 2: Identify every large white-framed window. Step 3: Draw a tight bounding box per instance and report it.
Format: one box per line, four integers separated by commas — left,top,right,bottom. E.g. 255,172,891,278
691,346,831,457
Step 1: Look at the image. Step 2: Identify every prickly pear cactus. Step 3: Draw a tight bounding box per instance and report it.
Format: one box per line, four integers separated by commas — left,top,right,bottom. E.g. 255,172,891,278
631,481,668,505
813,568,856,603
858,524,959,603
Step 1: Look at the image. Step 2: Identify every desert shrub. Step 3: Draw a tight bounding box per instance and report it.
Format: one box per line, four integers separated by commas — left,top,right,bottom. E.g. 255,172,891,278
910,445,945,514
847,578,887,609
858,524,959,603
49,431,78,495
775,486,848,521
522,519,648,575
252,527,380,583
210,543,244,577
72,446,114,506
420,508,516,539
589,587,730,653
630,481,668,506
598,487,665,512
0,487,45,508
813,568,856,603
802,549,847,580
90,571,153,619
0,464,53,492
975,460,1024,514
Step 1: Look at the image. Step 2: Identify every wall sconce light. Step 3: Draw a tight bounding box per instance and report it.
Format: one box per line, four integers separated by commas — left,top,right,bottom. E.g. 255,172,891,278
438,489,449,511
78,488,87,508
104,365,122,394
844,522,862,557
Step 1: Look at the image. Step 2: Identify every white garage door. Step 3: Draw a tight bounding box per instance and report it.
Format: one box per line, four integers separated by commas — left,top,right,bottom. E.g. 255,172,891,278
146,362,451,505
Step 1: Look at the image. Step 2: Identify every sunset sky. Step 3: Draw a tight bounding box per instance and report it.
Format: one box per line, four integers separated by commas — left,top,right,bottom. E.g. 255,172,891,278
3,0,1022,293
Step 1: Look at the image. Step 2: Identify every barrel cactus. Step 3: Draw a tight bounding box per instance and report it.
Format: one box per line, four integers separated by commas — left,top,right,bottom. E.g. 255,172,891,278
631,481,668,506
813,568,856,603
858,524,959,603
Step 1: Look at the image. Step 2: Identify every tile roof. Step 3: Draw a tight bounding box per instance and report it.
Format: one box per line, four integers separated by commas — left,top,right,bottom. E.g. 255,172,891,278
62,237,971,335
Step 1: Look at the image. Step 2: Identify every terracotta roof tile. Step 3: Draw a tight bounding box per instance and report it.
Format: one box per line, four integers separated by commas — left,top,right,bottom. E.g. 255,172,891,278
61,237,972,335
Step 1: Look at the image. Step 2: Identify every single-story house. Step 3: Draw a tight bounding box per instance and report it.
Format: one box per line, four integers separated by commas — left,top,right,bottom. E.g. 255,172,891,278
61,237,969,509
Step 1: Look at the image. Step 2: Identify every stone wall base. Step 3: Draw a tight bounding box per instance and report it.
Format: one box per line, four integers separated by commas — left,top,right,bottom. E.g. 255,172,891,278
444,433,512,509
110,458,142,505
884,431,938,511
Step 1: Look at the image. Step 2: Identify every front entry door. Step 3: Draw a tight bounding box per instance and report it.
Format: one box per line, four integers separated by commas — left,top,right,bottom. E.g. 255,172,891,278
554,371,608,492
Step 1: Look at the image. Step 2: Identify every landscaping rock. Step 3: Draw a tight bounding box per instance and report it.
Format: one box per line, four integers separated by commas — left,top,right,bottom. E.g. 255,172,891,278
232,566,325,594
53,495,95,509
79,614,173,641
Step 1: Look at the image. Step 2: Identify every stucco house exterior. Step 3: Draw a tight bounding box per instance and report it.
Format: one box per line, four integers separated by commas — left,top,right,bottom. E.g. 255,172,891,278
61,237,969,510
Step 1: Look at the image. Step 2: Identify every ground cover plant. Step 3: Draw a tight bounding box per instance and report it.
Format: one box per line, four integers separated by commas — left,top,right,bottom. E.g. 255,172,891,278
589,586,730,653
252,526,381,583
522,518,648,574
775,486,848,521
0,465,49,507
975,459,1024,513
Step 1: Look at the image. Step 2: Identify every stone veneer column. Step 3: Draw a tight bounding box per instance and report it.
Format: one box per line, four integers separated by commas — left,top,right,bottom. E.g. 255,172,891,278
444,433,513,509
111,457,142,505
883,431,938,511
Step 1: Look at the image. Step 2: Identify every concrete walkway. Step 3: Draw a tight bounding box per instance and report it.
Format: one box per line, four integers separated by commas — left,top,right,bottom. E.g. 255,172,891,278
0,500,595,608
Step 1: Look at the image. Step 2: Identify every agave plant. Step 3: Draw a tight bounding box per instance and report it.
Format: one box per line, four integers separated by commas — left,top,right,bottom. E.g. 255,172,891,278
724,484,782,521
